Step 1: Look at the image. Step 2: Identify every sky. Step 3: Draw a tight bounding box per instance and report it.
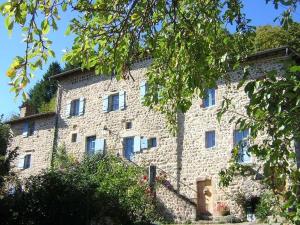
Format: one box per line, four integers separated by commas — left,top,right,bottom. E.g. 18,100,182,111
0,0,300,119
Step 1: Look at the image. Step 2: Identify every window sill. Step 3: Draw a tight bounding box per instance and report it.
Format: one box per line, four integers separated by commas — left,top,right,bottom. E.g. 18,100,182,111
203,105,216,110
206,146,216,150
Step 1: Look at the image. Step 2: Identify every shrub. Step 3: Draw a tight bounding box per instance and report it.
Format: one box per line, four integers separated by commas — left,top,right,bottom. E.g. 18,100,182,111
255,191,279,221
0,155,156,225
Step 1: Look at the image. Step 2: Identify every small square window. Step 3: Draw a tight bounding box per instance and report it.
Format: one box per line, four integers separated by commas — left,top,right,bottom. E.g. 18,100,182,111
86,136,96,155
125,122,132,129
71,133,77,143
28,122,35,136
148,138,157,148
23,154,31,169
205,131,216,148
70,99,80,116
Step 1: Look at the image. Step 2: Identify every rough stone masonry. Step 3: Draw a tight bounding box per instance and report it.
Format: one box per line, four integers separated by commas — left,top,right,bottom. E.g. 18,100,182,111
7,47,299,222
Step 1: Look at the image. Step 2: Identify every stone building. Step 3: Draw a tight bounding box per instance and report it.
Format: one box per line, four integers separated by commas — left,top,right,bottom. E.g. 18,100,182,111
7,46,299,222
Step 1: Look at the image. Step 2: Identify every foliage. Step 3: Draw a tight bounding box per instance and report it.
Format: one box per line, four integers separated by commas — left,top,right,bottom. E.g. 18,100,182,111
38,96,56,113
52,144,78,170
255,191,279,221
0,115,17,196
1,0,298,131
219,63,300,224
27,62,61,113
254,23,300,52
0,155,157,225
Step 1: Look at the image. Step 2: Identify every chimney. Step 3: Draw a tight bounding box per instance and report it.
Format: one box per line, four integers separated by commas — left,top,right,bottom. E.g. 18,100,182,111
19,102,36,117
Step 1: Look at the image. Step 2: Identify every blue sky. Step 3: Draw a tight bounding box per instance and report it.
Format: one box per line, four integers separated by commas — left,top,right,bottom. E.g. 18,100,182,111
0,0,299,119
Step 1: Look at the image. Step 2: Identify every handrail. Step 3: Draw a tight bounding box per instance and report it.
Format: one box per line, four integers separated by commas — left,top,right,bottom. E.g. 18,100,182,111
125,158,197,194
155,166,197,194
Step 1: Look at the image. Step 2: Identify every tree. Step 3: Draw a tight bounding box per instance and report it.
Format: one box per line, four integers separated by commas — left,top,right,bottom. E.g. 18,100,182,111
218,64,300,224
27,62,61,113
0,115,16,196
254,23,300,52
1,0,298,130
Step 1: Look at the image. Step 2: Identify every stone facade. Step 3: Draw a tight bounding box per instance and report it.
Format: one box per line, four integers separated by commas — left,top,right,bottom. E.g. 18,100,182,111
8,112,55,179
7,47,297,222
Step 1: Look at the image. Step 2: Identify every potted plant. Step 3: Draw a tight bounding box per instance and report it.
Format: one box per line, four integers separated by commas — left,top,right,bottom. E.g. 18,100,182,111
215,202,230,216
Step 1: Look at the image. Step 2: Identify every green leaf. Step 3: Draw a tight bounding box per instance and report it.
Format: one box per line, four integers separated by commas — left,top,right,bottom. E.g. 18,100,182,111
65,25,71,36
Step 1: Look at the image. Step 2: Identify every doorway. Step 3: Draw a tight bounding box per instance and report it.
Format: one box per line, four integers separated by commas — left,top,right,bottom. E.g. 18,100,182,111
197,179,213,217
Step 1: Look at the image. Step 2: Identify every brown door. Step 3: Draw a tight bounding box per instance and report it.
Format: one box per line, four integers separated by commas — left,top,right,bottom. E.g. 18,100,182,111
197,179,213,216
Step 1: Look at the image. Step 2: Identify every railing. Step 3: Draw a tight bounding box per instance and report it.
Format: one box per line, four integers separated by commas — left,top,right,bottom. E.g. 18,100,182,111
126,158,197,206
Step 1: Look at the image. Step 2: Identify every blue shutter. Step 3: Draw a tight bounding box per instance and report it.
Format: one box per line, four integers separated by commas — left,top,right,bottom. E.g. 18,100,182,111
79,97,85,115
103,95,109,112
95,139,105,155
134,136,141,152
18,155,25,169
140,81,147,101
141,137,148,149
211,89,216,106
66,100,71,117
119,91,125,110
22,122,29,137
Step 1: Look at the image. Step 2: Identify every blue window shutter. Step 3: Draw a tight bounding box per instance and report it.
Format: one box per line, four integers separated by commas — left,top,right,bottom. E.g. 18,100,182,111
140,81,147,101
119,91,125,110
95,139,105,155
141,137,148,149
134,136,141,152
66,100,71,117
18,155,25,169
79,97,85,115
103,95,109,112
211,89,216,106
212,131,216,147
22,122,29,137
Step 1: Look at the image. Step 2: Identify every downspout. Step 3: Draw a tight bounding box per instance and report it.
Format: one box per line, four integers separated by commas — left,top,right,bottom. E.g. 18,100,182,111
50,83,62,168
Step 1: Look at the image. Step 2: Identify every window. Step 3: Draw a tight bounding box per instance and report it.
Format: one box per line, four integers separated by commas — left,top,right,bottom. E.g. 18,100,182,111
71,133,77,143
111,94,119,111
70,99,80,116
103,91,126,112
203,88,216,108
24,154,31,169
23,121,35,137
66,98,85,117
205,131,216,148
234,129,251,163
124,137,135,160
125,122,132,129
18,154,31,169
148,138,157,148
86,136,96,155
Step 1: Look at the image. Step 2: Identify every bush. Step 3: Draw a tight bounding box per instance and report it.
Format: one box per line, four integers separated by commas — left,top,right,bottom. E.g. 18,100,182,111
255,191,278,221
0,155,156,225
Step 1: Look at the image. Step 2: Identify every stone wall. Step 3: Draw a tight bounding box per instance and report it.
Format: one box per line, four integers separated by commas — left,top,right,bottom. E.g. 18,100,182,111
9,115,55,179
7,53,288,222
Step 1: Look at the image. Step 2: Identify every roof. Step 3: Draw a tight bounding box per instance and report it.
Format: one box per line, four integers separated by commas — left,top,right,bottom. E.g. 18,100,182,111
245,46,299,62
6,112,56,124
50,46,299,80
